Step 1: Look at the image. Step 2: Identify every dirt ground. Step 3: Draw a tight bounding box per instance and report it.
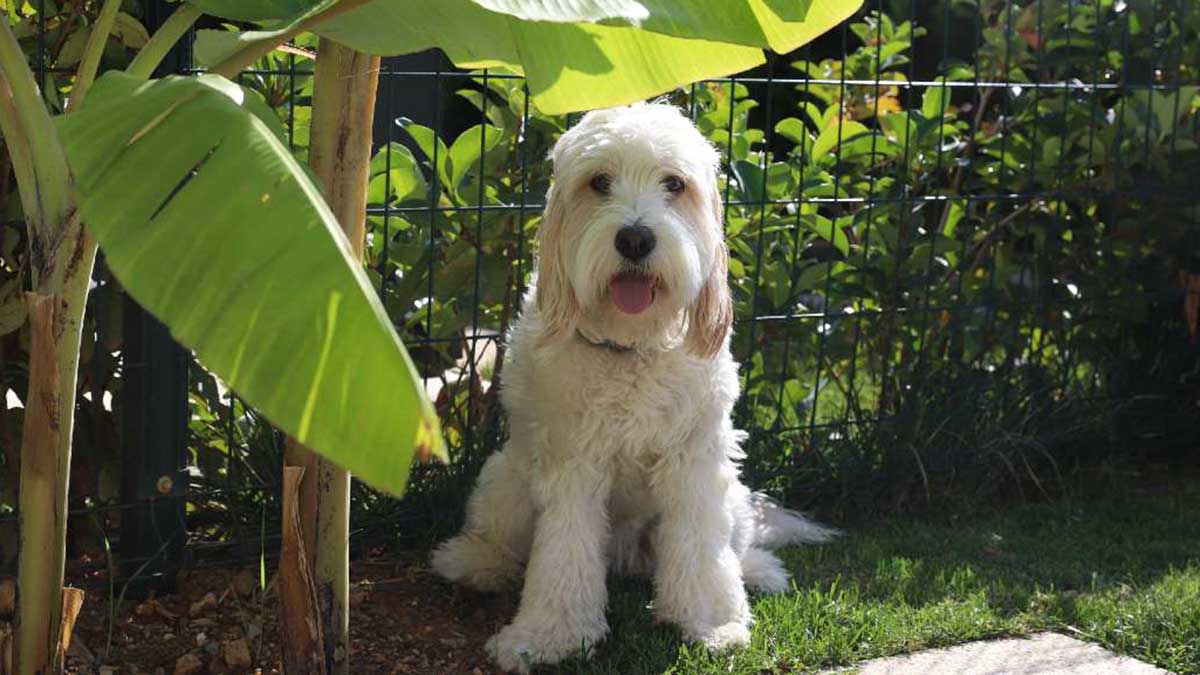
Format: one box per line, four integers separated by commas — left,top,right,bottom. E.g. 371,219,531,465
59,560,516,674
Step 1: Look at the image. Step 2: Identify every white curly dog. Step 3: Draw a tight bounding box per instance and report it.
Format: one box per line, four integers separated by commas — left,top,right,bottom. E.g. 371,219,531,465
431,102,837,671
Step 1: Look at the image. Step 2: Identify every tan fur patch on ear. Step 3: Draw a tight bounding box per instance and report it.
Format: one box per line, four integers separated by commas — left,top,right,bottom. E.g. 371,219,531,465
687,243,734,358
686,172,734,359
534,184,580,341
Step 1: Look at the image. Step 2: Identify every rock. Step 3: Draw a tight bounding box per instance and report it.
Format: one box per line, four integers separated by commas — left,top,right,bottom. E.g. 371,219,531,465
833,632,1170,675
173,652,203,675
195,632,208,648
222,638,252,669
233,570,257,598
135,598,179,621
207,655,229,674
188,592,217,618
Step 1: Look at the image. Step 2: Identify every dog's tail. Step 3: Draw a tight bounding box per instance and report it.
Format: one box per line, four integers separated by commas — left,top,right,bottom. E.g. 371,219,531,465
749,492,840,549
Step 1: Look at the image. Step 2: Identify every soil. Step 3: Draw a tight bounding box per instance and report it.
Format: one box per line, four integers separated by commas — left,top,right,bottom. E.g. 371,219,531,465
59,560,516,674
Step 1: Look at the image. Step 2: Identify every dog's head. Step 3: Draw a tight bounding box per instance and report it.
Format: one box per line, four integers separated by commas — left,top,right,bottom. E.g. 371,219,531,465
534,103,732,357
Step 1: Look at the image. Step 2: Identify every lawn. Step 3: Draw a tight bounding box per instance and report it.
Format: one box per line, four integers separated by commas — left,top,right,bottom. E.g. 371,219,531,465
559,491,1200,674
62,488,1199,672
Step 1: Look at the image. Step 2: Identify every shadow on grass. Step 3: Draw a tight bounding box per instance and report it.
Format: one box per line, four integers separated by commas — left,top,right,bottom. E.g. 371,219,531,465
549,492,1200,674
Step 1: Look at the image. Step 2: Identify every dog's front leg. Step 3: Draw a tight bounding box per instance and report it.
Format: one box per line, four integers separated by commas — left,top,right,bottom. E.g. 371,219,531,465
652,440,752,650
486,455,612,671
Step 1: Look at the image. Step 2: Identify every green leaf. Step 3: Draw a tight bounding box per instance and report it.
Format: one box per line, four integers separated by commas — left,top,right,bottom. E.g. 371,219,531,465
774,117,806,144
198,0,862,114
185,0,323,22
0,279,27,336
448,123,503,195
920,80,951,121
795,260,840,292
801,214,850,257
56,24,91,68
369,143,427,205
810,120,869,164
112,12,150,49
469,0,776,47
58,72,445,495
764,161,795,199
395,117,451,192
943,200,965,237
774,116,813,157
193,28,243,68
731,159,764,203
191,1,338,73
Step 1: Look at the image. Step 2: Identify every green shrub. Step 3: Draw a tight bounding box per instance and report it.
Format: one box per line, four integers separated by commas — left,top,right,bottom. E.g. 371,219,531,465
333,3,1199,525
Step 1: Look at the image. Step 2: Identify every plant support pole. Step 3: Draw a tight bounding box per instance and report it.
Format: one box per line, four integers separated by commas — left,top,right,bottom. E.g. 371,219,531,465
282,38,380,675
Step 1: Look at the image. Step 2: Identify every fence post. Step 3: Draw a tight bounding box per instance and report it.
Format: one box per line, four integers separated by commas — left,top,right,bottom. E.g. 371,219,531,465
116,0,193,596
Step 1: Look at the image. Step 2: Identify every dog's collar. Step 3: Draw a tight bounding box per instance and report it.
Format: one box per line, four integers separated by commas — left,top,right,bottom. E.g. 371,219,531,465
575,328,636,354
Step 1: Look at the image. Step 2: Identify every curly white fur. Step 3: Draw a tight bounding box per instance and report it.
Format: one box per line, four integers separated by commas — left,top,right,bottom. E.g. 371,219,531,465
431,103,838,672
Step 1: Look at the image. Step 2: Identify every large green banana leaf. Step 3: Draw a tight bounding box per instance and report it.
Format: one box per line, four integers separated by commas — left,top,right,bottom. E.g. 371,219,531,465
57,72,445,496
188,0,862,114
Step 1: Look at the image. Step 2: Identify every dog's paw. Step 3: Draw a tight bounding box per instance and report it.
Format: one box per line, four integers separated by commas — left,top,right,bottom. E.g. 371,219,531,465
486,619,606,672
689,621,752,651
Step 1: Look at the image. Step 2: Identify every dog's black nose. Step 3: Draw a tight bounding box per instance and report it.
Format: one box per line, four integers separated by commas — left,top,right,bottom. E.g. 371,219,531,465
614,224,656,261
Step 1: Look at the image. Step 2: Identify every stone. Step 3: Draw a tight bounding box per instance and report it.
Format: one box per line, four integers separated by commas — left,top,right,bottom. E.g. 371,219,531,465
172,652,203,675
188,592,217,618
222,637,253,669
831,632,1170,675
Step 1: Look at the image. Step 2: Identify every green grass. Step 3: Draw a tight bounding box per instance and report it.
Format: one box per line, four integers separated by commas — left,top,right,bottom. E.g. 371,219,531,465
553,492,1200,674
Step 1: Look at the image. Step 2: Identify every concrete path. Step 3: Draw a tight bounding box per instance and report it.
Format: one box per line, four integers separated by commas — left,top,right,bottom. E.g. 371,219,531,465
832,632,1172,675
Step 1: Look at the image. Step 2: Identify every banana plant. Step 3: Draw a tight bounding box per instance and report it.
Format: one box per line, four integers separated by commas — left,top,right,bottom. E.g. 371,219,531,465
2,0,859,671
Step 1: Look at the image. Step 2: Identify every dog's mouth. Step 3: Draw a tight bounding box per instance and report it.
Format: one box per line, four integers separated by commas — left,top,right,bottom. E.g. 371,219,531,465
608,271,658,315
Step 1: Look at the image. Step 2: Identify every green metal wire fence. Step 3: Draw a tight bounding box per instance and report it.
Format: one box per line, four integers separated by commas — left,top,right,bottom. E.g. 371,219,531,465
1,0,1197,592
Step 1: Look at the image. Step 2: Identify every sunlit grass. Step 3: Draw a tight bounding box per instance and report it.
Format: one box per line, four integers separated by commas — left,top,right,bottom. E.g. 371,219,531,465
558,492,1200,674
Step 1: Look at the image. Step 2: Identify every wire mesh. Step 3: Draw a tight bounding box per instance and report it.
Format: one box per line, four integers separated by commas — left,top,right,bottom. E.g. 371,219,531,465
1,1,1197,588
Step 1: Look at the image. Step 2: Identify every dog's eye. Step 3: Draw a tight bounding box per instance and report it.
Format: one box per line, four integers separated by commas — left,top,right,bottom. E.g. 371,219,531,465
661,175,685,195
589,173,613,195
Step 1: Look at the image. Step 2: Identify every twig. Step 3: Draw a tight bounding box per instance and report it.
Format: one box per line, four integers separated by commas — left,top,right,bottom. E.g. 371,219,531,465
49,0,84,66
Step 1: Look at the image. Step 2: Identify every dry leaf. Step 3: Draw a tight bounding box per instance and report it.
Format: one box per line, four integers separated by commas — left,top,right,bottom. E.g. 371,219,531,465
0,578,14,616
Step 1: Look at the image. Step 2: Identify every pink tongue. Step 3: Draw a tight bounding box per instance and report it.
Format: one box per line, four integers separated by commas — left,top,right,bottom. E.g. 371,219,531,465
609,274,654,314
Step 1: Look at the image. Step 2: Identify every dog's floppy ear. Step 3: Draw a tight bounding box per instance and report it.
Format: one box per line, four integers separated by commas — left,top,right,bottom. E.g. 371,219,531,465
686,174,734,359
534,182,580,341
